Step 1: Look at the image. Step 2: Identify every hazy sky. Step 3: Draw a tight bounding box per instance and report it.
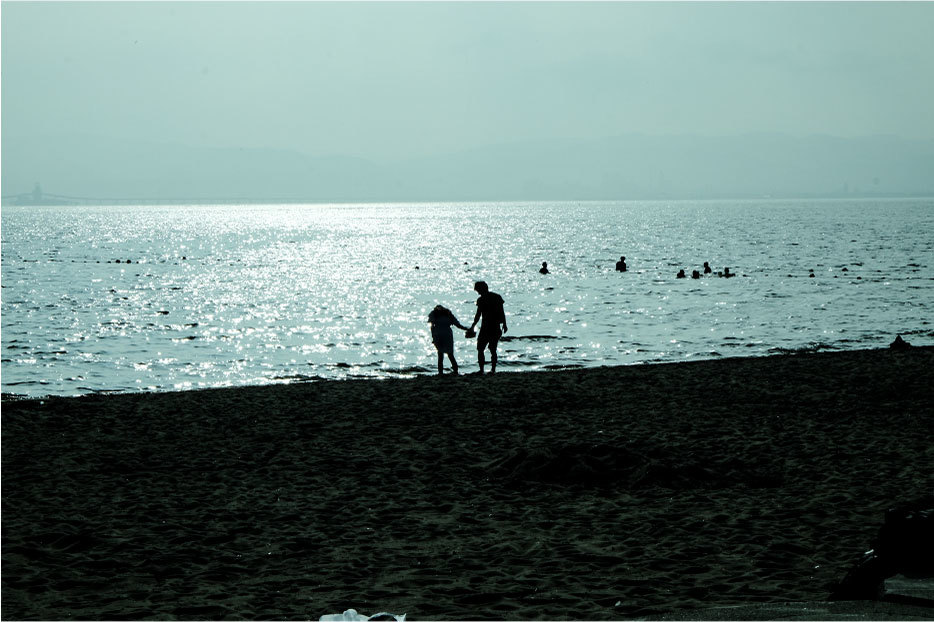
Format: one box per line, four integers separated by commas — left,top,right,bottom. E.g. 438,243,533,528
3,1,934,160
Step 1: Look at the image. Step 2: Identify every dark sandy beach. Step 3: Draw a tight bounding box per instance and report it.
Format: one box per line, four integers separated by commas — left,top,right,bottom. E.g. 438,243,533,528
3,347,933,620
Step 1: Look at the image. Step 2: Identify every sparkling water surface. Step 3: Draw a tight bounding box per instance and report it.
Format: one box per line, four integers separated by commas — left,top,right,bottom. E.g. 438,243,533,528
2,199,932,398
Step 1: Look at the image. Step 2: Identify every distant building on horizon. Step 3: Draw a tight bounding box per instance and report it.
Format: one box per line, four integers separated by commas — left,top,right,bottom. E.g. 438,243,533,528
1,182,75,206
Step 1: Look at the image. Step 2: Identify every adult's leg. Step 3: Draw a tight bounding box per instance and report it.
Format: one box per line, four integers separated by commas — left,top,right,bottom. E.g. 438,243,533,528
437,351,444,375
488,333,501,373
477,332,491,374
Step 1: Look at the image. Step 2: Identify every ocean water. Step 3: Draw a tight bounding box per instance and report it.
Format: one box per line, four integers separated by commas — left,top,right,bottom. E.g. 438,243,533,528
2,199,932,398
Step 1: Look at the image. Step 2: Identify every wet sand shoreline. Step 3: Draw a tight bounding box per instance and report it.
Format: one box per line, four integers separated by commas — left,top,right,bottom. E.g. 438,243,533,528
3,347,933,619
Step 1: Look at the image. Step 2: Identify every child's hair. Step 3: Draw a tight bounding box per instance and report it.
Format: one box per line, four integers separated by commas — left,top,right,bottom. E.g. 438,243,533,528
429,304,451,321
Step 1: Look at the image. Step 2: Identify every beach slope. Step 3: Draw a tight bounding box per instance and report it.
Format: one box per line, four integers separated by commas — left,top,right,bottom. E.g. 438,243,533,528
3,347,933,619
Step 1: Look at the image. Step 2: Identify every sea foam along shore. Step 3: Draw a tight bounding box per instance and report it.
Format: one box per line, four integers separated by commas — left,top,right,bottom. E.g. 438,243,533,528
2,346,933,620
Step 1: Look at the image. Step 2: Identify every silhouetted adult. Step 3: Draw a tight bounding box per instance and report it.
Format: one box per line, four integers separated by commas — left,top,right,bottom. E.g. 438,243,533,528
676,269,686,279
540,262,550,274
703,261,712,274
616,256,627,272
468,281,507,374
428,304,468,375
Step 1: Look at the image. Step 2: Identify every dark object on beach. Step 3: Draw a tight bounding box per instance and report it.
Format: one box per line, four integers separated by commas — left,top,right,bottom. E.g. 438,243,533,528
616,256,627,272
830,500,934,601
890,335,912,350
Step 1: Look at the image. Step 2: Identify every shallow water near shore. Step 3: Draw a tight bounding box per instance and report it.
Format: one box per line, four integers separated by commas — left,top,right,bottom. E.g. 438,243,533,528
2,198,933,397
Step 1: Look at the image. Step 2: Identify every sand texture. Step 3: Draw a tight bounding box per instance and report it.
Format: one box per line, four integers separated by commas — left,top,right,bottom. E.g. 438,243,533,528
3,347,933,620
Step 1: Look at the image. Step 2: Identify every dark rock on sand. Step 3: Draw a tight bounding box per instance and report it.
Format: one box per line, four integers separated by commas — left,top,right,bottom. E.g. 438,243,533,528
890,335,912,350
831,499,934,601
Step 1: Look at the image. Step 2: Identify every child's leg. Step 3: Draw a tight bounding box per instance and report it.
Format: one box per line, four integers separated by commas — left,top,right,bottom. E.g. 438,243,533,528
448,352,458,374
437,351,444,375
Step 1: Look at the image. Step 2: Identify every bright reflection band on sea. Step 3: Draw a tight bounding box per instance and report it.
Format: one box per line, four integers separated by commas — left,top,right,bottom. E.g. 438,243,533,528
2,199,932,398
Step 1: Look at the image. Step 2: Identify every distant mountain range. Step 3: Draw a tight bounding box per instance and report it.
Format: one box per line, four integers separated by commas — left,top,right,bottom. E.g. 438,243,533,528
3,132,933,203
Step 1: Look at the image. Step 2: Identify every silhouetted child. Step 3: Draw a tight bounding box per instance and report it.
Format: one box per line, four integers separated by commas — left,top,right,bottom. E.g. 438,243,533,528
428,305,468,375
